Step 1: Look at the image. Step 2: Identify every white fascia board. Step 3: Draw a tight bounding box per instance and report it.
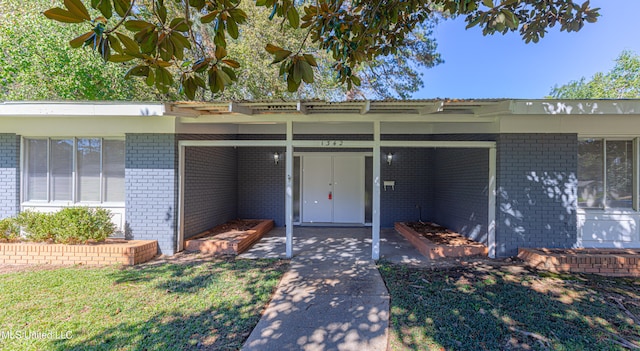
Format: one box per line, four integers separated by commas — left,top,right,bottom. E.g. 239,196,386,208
498,114,640,135
473,101,513,117
1,116,176,136
511,100,640,115
0,102,165,116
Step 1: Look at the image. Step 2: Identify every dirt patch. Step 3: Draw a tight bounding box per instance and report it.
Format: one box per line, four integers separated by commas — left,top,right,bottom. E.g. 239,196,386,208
188,219,263,240
405,221,479,246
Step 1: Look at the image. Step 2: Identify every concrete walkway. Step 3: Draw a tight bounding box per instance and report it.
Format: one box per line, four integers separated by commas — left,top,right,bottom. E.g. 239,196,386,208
240,228,395,351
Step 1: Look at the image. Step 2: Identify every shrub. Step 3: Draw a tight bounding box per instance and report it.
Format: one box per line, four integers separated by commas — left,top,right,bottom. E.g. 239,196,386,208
14,208,116,244
51,207,116,244
0,218,20,242
15,211,55,242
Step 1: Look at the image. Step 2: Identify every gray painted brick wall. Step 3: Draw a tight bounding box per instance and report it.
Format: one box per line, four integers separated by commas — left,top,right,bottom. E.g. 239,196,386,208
381,148,431,227
238,147,286,225
495,133,578,257
431,148,489,244
0,134,20,219
125,134,177,255
381,134,497,141
183,147,238,238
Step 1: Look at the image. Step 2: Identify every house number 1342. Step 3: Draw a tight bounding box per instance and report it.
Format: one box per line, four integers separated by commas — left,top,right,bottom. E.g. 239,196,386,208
321,140,344,146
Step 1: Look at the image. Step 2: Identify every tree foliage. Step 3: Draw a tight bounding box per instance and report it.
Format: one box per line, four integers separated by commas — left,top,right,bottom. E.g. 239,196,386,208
196,3,442,100
0,0,164,100
550,51,640,99
43,0,599,100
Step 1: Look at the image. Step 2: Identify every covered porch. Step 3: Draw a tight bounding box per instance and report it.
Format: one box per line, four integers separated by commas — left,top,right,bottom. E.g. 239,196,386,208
172,100,498,260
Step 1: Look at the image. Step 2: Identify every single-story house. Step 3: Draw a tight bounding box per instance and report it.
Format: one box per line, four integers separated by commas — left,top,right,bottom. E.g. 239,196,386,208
1,99,639,259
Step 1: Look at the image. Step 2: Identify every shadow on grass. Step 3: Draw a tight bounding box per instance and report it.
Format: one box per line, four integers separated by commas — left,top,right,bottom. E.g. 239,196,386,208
378,261,640,351
50,258,288,351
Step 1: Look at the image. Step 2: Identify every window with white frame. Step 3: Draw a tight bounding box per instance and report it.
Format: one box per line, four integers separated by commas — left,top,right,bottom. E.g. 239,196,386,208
578,138,634,209
23,138,125,203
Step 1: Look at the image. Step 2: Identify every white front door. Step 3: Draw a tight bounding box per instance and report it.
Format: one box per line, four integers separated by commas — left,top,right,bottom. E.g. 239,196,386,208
302,156,333,223
302,154,365,224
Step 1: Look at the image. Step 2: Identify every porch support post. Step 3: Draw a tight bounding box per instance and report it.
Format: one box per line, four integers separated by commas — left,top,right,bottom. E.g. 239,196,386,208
372,121,381,260
177,143,185,252
488,146,497,258
285,121,294,258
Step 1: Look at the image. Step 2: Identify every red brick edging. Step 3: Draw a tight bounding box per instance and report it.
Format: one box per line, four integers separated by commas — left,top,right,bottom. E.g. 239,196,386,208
394,222,488,259
185,219,274,255
0,240,158,266
518,248,640,277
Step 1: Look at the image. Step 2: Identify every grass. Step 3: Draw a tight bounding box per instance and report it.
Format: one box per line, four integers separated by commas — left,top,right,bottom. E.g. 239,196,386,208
0,258,288,351
378,261,640,351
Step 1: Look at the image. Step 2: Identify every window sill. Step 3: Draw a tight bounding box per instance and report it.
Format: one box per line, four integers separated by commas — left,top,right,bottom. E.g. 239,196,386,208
21,202,125,208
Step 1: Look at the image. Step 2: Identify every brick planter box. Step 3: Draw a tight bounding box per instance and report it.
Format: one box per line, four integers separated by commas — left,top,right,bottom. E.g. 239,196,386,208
518,248,640,277
395,222,488,259
0,239,158,266
185,219,274,255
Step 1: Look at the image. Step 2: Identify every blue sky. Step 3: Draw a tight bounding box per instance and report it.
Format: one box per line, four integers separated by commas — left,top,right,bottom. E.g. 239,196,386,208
413,0,640,99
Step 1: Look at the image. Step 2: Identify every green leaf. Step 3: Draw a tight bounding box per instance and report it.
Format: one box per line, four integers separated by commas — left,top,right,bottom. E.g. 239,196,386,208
125,20,154,31
466,15,483,29
170,18,190,32
155,66,173,93
114,0,131,17
169,34,186,60
213,30,226,48
201,11,218,24
96,0,113,19
351,74,361,86
221,66,237,81
182,77,196,100
217,68,232,86
157,4,167,24
286,73,299,92
139,31,158,54
226,18,239,39
69,31,94,48
146,69,155,86
124,65,150,79
292,60,302,83
64,0,91,21
115,32,140,54
194,75,206,89
108,54,135,62
229,9,248,24
303,54,318,67
299,59,314,83
44,8,85,23
108,35,123,54
215,45,227,60
208,69,220,93
482,0,494,7
158,40,173,61
286,6,299,29
272,50,291,64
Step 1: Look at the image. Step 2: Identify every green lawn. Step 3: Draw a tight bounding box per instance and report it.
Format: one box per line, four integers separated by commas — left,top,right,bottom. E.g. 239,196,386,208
379,261,640,351
0,258,288,351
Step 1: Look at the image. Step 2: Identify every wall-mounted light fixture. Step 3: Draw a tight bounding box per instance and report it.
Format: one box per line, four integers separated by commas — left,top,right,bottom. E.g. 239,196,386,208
273,152,280,165
386,152,393,165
